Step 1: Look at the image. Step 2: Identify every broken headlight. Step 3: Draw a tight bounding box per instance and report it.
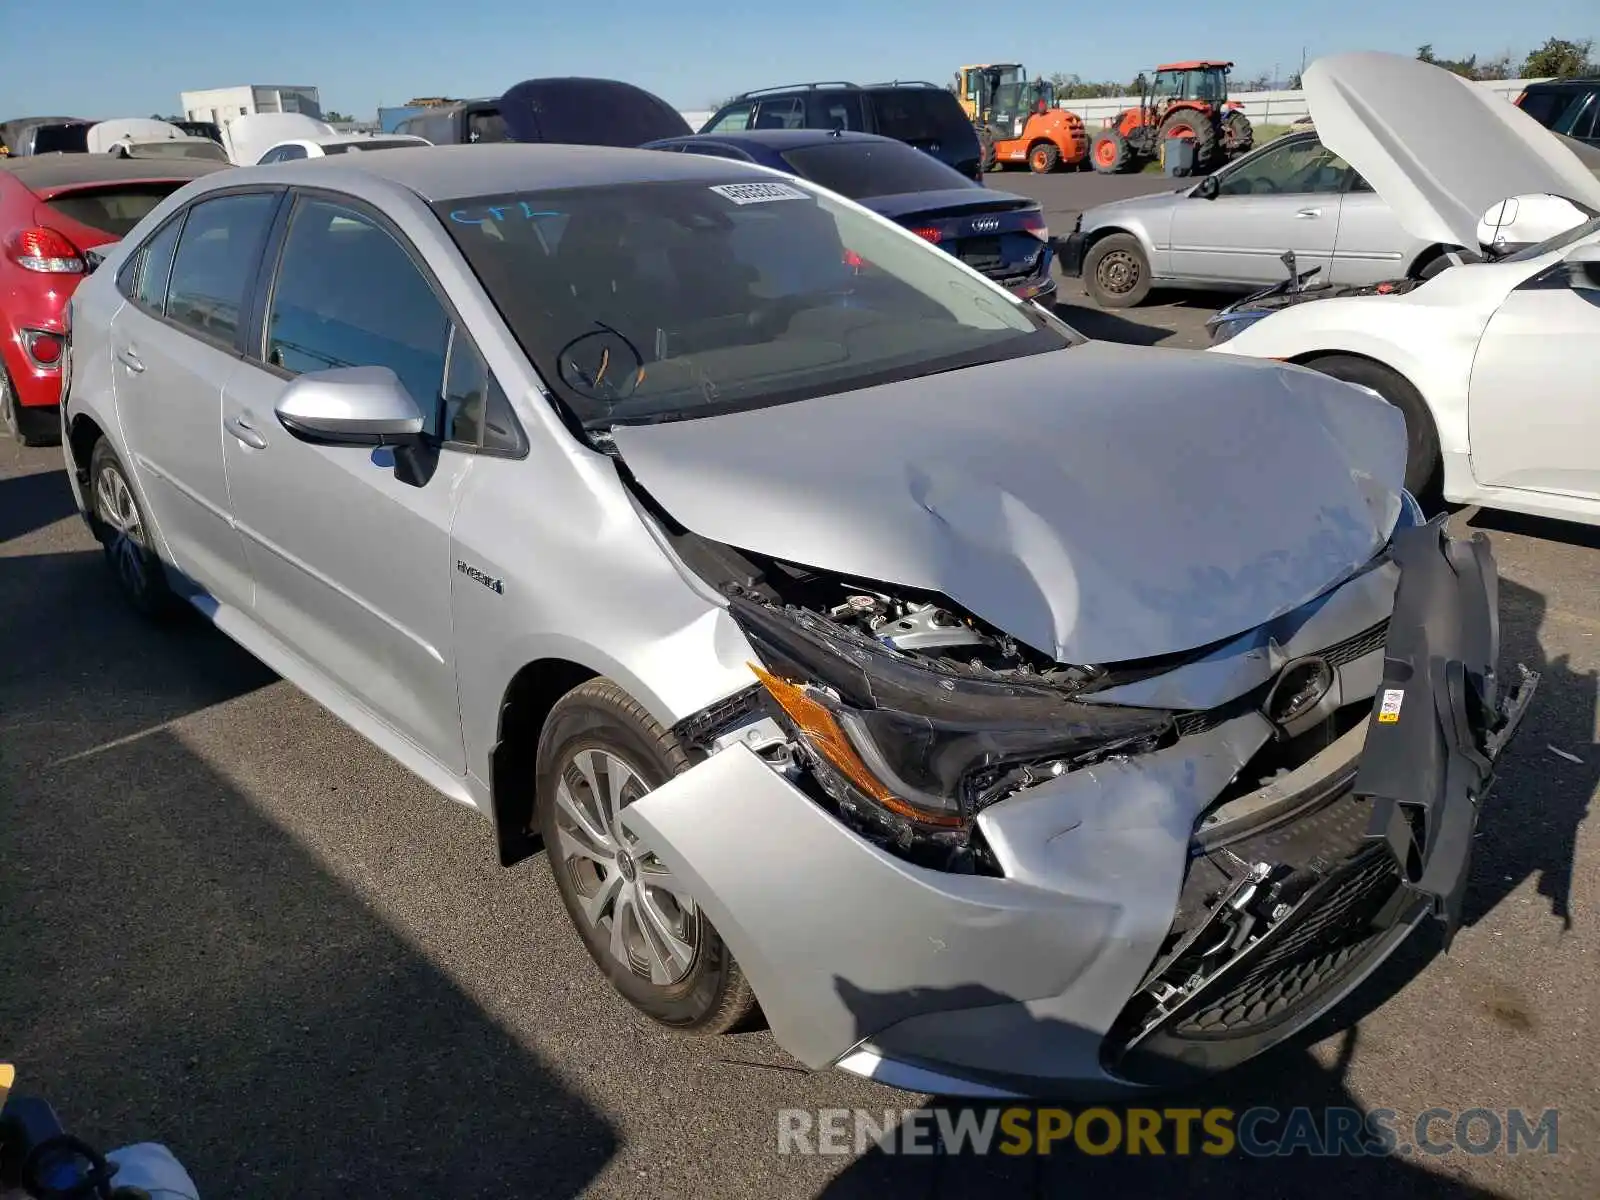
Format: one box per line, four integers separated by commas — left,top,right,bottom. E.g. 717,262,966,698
729,593,1175,833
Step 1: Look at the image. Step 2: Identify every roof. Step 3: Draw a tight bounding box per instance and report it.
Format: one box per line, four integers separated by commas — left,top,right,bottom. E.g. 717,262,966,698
1156,60,1234,71
0,154,231,191
220,142,772,201
650,129,895,150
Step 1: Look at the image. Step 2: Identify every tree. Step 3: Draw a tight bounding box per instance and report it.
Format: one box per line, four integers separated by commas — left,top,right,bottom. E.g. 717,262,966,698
1522,37,1596,78
325,110,350,123
1242,72,1273,92
1287,71,1303,90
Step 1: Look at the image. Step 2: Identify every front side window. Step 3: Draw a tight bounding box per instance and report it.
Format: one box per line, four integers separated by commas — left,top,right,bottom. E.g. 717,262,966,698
704,104,752,133
435,177,1073,429
752,98,805,130
165,192,280,343
265,197,451,434
1217,136,1350,196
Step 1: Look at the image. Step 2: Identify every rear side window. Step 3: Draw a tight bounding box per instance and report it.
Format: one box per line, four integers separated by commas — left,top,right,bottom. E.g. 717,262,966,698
468,110,508,144
44,183,189,237
781,141,973,199
165,192,279,344
704,104,751,133
132,216,184,312
265,197,451,433
811,92,864,131
870,89,971,144
1518,88,1578,128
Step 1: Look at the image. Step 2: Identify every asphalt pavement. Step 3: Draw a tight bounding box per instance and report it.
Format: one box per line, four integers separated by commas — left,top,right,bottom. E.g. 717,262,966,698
1,168,1596,1198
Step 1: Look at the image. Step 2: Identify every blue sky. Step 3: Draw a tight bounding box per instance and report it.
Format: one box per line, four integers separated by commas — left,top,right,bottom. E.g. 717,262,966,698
4,0,1594,118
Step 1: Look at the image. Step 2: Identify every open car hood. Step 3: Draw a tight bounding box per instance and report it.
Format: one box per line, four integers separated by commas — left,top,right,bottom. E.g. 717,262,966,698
1304,52,1600,250
612,341,1407,666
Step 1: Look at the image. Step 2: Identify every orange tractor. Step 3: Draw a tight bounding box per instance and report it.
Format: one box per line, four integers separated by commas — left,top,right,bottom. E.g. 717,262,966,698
1089,60,1253,174
958,63,1088,173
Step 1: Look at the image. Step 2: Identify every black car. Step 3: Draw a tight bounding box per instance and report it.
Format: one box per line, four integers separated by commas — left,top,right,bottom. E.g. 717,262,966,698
701,81,984,181
395,77,690,147
1515,77,1600,147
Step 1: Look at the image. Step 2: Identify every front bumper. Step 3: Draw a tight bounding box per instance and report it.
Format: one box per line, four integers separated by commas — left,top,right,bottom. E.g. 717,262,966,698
1053,229,1088,278
623,521,1534,1097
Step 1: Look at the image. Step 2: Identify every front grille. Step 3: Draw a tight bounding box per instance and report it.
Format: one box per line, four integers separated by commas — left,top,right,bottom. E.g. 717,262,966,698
1103,778,1419,1085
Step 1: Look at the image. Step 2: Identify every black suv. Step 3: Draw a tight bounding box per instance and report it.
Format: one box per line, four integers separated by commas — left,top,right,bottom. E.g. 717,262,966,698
1515,77,1600,147
396,78,690,147
702,82,984,181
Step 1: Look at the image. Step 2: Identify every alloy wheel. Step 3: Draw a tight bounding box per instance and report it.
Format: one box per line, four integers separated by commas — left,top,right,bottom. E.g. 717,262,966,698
553,747,699,986
94,463,150,597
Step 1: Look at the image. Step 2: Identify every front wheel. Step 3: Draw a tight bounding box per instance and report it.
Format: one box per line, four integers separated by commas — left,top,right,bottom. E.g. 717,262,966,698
1028,142,1060,174
1083,232,1153,308
536,679,758,1034
1302,354,1442,502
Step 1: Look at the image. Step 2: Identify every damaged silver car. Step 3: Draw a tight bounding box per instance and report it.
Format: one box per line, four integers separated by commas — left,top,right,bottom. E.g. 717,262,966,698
62,143,1536,1098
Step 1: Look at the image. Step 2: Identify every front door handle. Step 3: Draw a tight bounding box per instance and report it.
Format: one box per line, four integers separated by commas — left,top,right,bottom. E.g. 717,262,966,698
116,347,144,373
224,414,268,450
1295,207,1323,219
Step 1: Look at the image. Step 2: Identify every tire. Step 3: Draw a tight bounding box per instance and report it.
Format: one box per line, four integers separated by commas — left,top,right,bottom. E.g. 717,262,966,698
979,129,997,173
1223,110,1254,156
1301,354,1442,502
0,366,58,447
88,438,176,617
536,679,758,1035
1028,141,1059,174
1090,128,1132,174
1158,107,1220,172
1083,232,1153,308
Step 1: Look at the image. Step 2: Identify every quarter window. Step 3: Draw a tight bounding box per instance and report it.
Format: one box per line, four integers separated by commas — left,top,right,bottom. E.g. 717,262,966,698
442,326,523,454
133,216,184,312
165,192,280,343
265,197,451,435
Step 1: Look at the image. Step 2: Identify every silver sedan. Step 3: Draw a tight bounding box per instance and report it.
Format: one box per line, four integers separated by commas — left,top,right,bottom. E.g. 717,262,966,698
1059,130,1461,306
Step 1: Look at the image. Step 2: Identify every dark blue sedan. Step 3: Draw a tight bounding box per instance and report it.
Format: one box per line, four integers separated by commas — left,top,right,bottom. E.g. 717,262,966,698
642,129,1056,303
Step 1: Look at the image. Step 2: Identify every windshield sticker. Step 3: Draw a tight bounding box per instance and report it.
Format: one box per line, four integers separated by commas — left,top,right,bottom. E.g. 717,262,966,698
449,203,566,225
709,182,808,205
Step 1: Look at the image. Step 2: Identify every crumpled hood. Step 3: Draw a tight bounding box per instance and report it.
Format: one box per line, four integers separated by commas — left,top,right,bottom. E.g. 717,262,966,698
612,341,1406,665
1304,52,1600,251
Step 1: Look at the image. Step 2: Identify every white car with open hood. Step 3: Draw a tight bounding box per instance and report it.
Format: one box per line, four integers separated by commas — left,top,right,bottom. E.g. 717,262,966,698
1210,52,1600,524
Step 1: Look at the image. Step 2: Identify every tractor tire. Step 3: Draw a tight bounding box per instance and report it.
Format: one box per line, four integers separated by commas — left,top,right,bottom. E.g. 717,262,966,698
979,129,998,173
1083,232,1153,308
1028,141,1060,174
1090,128,1133,174
1158,108,1220,172
1223,110,1254,157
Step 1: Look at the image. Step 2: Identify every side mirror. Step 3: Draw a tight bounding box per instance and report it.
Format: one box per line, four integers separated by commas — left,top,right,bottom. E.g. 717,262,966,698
1195,174,1219,200
275,366,425,447
1477,193,1589,254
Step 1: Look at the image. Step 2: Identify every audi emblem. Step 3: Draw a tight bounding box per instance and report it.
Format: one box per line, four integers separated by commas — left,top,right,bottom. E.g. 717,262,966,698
971,216,1001,233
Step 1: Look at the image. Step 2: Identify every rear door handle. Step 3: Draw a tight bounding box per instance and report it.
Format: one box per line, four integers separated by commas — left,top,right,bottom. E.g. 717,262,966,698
117,347,144,373
1296,208,1323,219
224,414,268,450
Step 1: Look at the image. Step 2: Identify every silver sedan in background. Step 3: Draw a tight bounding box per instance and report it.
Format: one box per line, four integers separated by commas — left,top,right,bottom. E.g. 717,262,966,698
1058,130,1463,306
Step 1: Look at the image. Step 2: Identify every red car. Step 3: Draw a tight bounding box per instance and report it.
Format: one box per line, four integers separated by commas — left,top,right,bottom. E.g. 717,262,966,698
1,155,229,444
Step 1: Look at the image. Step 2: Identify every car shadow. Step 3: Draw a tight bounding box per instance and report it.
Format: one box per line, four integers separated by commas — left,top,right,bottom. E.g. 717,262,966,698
0,546,619,1196
815,983,1516,1199
0,452,78,545
1051,300,1173,346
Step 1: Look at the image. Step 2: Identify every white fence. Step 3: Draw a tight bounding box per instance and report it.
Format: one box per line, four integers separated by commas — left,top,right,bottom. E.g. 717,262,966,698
1057,77,1549,127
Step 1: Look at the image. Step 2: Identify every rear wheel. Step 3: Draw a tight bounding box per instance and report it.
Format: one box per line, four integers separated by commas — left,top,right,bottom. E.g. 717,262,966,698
537,679,758,1035
0,367,57,447
1028,141,1060,174
1301,354,1442,502
1090,128,1132,174
88,438,175,617
979,129,998,172
1083,232,1153,308
1158,108,1220,171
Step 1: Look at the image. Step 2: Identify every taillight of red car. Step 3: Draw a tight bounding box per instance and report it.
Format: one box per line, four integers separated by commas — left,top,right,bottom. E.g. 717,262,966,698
5,226,85,274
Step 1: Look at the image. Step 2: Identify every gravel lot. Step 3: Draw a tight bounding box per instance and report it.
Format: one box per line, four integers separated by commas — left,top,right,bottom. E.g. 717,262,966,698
1,168,1595,1198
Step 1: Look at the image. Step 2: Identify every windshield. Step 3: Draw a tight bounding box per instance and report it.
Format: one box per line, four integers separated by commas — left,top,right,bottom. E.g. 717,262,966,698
780,140,975,199
43,183,189,236
1501,214,1600,263
435,178,1070,427
31,123,91,154
123,140,229,161
322,139,426,154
